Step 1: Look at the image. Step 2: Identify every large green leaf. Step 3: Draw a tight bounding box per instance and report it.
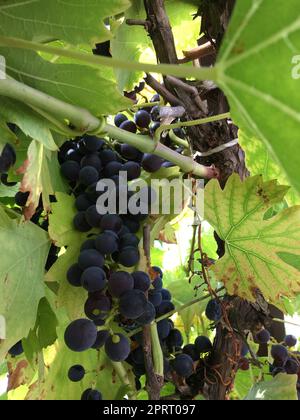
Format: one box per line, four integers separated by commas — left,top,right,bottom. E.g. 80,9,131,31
205,174,300,304
1,48,130,116
217,0,300,195
0,209,49,361
0,0,131,46
245,373,298,400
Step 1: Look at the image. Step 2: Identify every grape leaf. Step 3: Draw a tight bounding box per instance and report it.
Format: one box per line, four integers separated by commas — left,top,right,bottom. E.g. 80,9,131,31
1,48,131,116
205,174,300,304
245,373,298,400
217,0,300,194
0,0,131,46
0,209,49,361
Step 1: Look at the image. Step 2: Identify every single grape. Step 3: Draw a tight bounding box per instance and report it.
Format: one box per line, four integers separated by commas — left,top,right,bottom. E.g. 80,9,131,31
205,299,222,322
81,267,107,292
82,135,104,153
78,249,105,270
135,110,151,128
68,365,85,382
81,389,103,400
166,329,183,348
119,120,137,133
80,239,96,252
118,246,140,267
156,300,175,317
153,276,163,290
149,121,160,136
92,330,110,350
148,290,163,307
161,288,172,301
136,301,156,326
256,329,271,344
194,336,213,354
132,271,151,292
67,263,83,287
142,154,163,173
172,354,194,378
99,149,118,165
84,205,102,228
64,319,98,352
119,289,148,319
104,161,123,178
161,161,175,168
95,231,119,255
122,217,140,234
150,105,160,122
8,341,24,357
183,344,199,361
65,149,82,163
120,233,139,249
285,358,299,375
79,166,99,186
73,212,91,232
157,319,171,340
123,161,141,181
151,94,160,103
108,271,134,298
120,144,142,161
81,154,103,172
284,335,297,348
114,114,128,127
105,333,131,362
271,344,289,364
84,294,111,321
60,160,80,182
75,194,92,211
100,214,123,233
152,266,163,279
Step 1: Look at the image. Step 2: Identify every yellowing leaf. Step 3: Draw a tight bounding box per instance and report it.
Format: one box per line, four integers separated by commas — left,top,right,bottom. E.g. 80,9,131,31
205,174,300,304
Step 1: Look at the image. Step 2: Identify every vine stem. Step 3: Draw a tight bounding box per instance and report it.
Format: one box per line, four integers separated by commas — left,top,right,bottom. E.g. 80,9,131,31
272,318,300,328
0,36,219,82
110,361,136,400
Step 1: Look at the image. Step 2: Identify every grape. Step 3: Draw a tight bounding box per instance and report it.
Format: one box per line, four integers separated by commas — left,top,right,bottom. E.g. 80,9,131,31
118,246,140,267
119,234,138,251
256,329,271,344
135,110,151,128
73,212,91,232
284,335,297,348
67,263,83,287
68,365,85,382
94,318,106,327
166,329,183,348
241,343,249,357
142,154,163,173
78,249,105,270
119,120,137,133
152,266,163,278
285,358,299,375
61,160,80,182
8,341,24,357
84,205,102,228
81,389,103,401
172,354,194,378
84,294,111,321
99,149,118,165
161,289,172,301
92,330,110,350
183,344,199,361
0,143,16,172
151,94,160,103
271,344,289,363
161,161,175,168
79,166,99,186
119,290,148,319
123,161,141,181
1,174,17,187
131,347,144,365
136,301,156,325
239,358,250,371
149,122,160,136
81,267,107,292
105,333,131,362
100,214,123,233
205,299,222,322
122,217,140,234
104,161,123,178
120,144,141,161
64,319,98,352
150,106,160,122
95,231,119,255
80,239,96,252
115,114,128,127
148,290,163,307
119,225,130,237
65,149,82,163
157,319,171,340
81,154,103,172
194,336,213,354
132,271,151,292
108,271,134,298
156,300,175,316
82,135,104,153
153,276,163,290
75,194,92,211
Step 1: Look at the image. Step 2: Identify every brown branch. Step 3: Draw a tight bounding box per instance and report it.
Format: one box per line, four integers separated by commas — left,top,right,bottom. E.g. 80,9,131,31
144,74,183,107
126,19,150,29
178,42,215,64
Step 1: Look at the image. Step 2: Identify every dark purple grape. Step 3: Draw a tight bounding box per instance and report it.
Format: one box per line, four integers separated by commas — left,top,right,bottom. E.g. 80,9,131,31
65,149,82,163
151,94,160,103
8,341,24,357
156,300,175,316
81,389,102,400
119,120,137,133
256,329,271,344
150,106,160,122
78,249,105,270
153,276,163,290
99,149,118,165
183,344,199,361
148,290,162,307
161,161,175,168
194,336,212,354
82,135,105,153
157,319,171,340
108,271,134,298
161,289,172,301
136,302,156,325
81,267,106,292
120,144,141,161
120,233,139,249
61,161,80,182
100,214,123,233
122,217,140,234
92,330,110,349
85,205,102,228
123,161,141,181
80,239,96,252
67,263,83,287
105,333,131,362
172,354,194,378
285,358,299,375
81,154,103,172
152,266,163,278
135,110,151,128
64,319,98,352
73,212,91,232
104,161,123,178
205,299,222,322
119,290,148,319
95,231,119,255
118,246,140,267
142,154,163,173
75,194,92,211
68,365,85,382
79,166,99,186
84,294,111,320
166,329,183,348
284,335,297,348
115,114,128,127
132,271,151,292
271,345,289,364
